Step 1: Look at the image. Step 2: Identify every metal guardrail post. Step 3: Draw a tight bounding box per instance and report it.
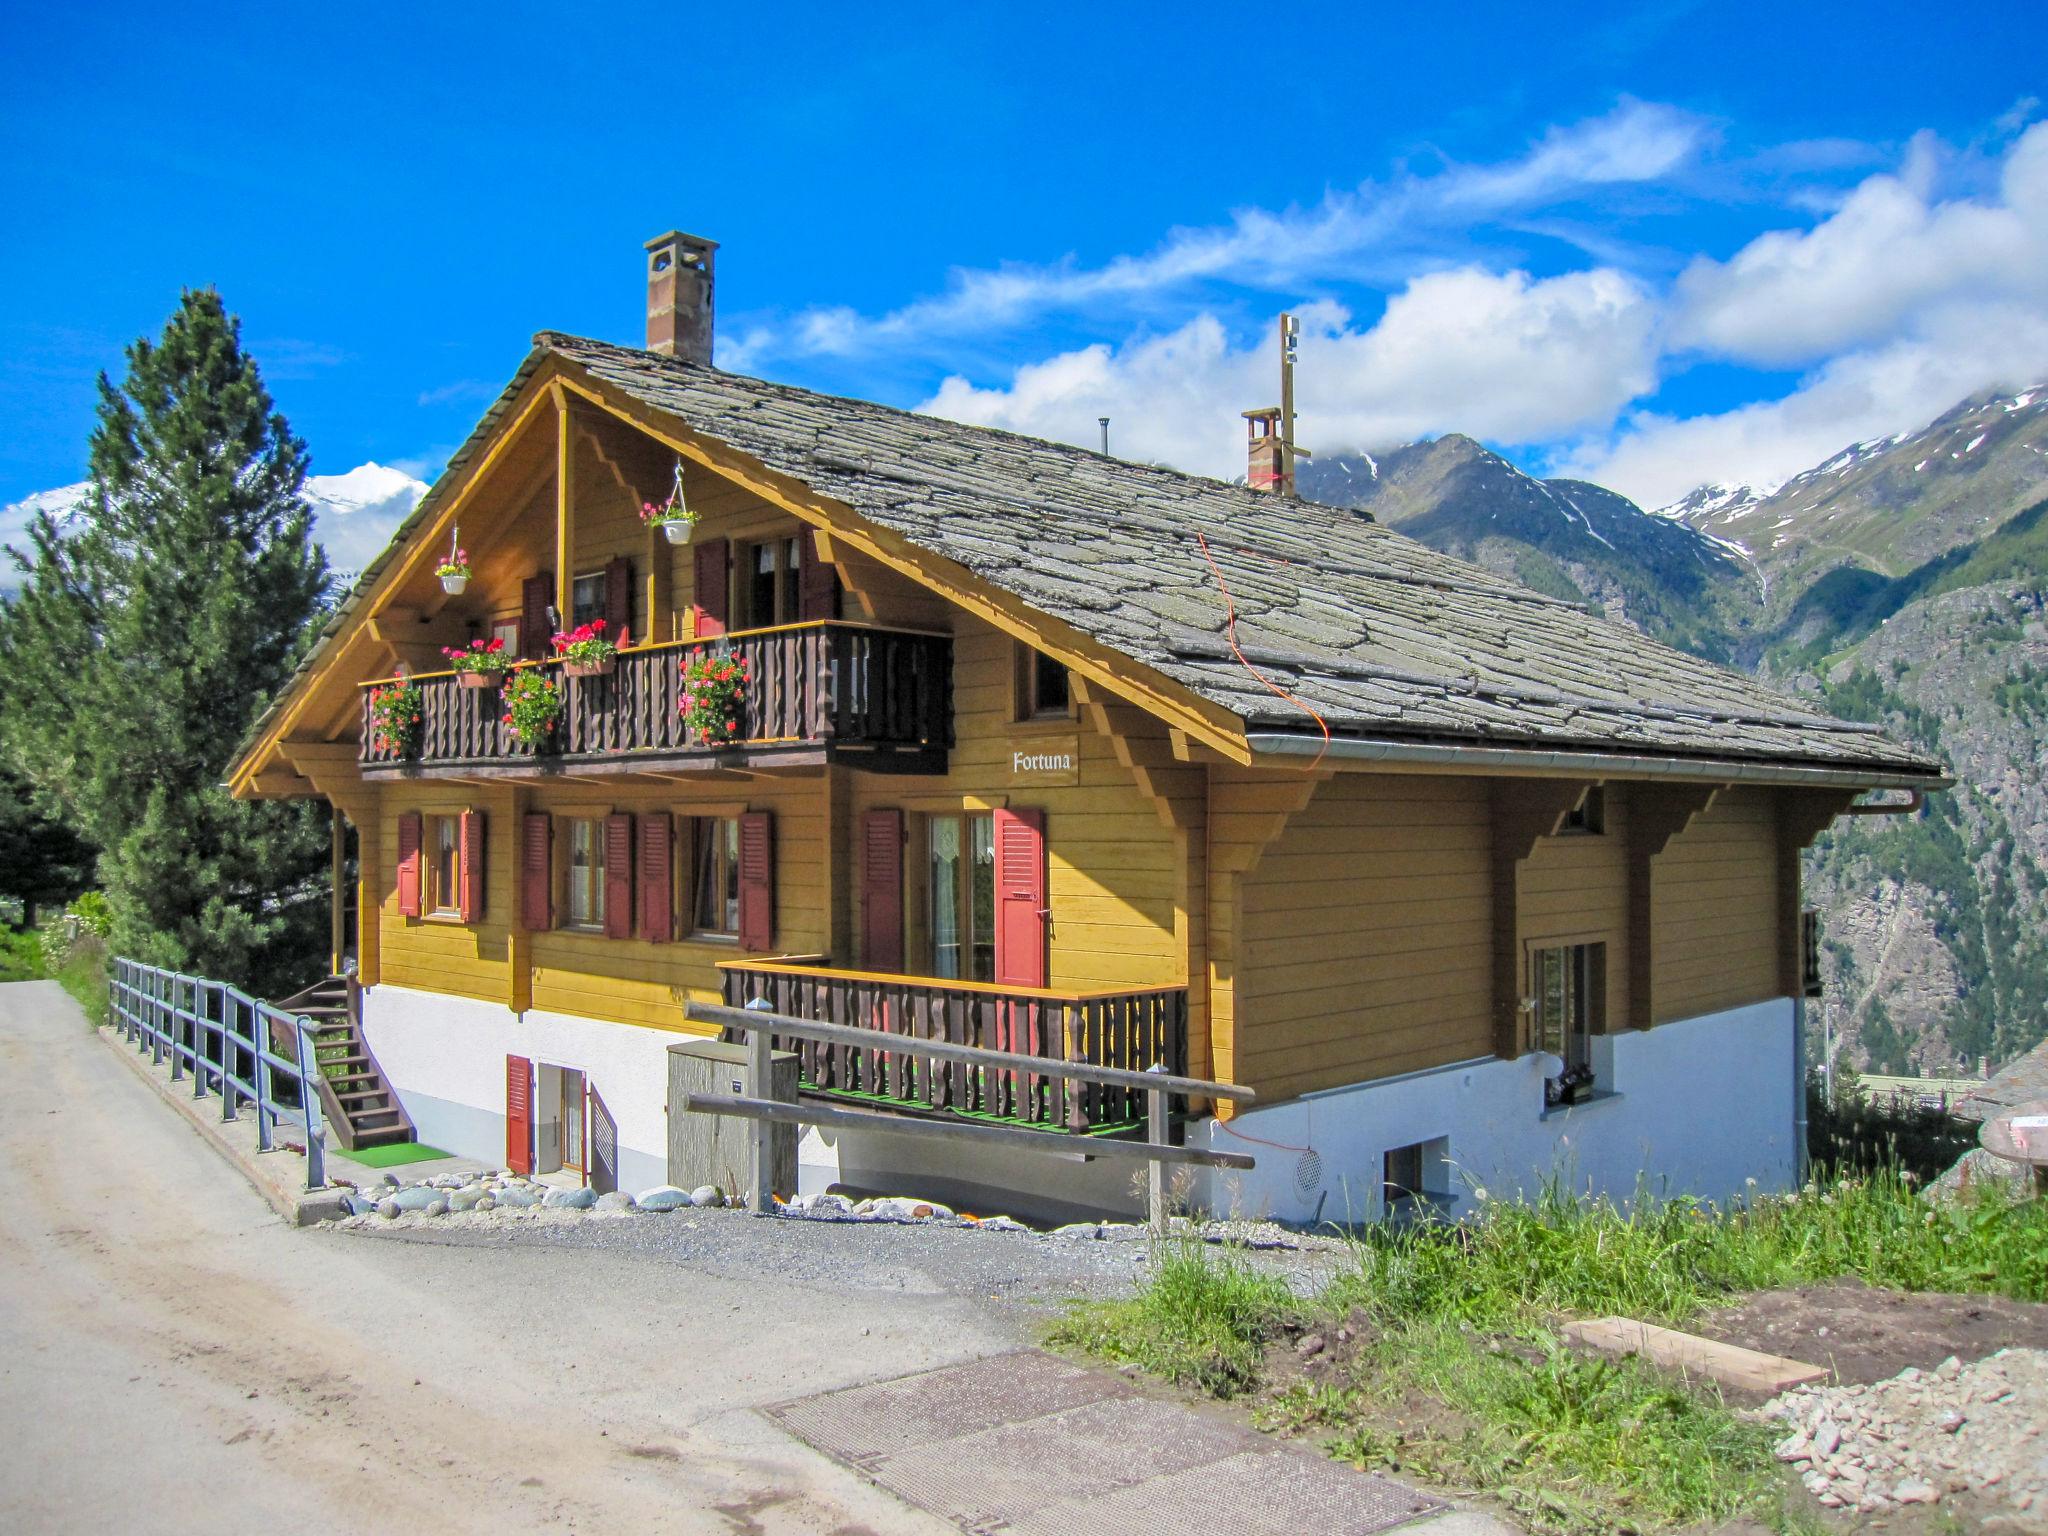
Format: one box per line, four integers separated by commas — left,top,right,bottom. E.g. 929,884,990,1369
1146,1062,1169,1232
165,972,181,1081
188,977,207,1100
217,984,238,1123
293,1015,327,1191
252,999,275,1154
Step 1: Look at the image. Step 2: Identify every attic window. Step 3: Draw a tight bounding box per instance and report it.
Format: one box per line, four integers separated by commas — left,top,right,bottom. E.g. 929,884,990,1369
1014,645,1071,721
1559,787,1605,836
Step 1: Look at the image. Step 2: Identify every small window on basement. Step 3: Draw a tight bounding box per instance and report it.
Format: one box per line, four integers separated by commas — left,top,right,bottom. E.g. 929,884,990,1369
563,818,606,932
1559,787,1605,835
1381,1136,1449,1213
1532,942,1605,1106
1014,644,1072,720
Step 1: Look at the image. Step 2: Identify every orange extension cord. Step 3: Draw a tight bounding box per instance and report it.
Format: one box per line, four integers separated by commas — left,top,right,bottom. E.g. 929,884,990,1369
1193,530,1332,772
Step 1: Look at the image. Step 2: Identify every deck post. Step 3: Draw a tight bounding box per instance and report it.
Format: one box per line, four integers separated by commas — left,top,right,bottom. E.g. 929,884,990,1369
1146,1062,1169,1232
747,1019,774,1213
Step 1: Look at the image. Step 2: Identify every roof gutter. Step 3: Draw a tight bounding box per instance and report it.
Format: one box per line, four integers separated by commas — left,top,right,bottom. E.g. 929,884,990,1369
1245,731,1952,794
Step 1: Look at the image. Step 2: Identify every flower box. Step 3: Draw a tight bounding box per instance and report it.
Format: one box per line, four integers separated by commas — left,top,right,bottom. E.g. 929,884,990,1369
457,669,503,690
562,658,614,678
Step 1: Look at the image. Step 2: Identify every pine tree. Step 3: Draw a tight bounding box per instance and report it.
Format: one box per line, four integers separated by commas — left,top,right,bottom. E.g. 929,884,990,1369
0,289,333,994
0,763,94,926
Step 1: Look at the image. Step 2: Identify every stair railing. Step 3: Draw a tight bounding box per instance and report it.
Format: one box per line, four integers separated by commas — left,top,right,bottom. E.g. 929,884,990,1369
107,956,330,1190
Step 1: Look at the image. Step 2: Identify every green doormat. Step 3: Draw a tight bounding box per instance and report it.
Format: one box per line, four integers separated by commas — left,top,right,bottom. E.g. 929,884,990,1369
343,1141,453,1168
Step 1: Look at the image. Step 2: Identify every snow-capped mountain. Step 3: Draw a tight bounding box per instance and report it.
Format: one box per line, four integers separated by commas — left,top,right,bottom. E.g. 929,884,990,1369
0,462,428,591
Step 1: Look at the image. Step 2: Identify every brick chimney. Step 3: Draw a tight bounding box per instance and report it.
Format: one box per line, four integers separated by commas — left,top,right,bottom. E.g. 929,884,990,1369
644,230,717,364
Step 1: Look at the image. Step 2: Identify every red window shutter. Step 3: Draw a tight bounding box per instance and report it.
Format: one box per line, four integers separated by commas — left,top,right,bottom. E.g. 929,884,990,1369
860,808,904,972
396,811,423,918
692,537,729,638
604,554,632,644
505,1054,533,1175
458,809,485,924
639,812,673,943
520,813,552,931
738,811,775,952
522,572,554,660
604,812,634,940
798,529,838,621
993,808,1048,988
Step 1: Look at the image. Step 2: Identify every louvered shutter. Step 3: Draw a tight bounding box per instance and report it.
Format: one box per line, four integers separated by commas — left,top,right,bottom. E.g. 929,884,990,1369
520,813,552,930
738,811,774,952
396,811,423,918
860,808,904,972
521,572,554,659
603,812,634,940
798,529,838,621
505,1054,533,1175
604,554,632,644
992,808,1048,988
639,812,673,942
692,538,729,638
458,809,485,923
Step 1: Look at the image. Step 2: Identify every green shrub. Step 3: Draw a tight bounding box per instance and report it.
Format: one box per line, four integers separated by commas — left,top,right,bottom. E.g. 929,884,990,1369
1806,1075,1977,1180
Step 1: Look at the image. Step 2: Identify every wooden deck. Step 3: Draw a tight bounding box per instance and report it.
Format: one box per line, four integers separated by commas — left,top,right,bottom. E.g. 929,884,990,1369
719,959,1189,1135
358,620,951,777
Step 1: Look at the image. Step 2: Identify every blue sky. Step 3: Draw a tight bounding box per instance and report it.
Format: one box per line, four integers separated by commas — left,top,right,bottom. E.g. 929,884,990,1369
4,0,2046,541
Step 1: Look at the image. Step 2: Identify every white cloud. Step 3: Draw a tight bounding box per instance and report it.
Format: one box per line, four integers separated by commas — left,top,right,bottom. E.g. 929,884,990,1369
755,100,1704,363
924,267,1660,478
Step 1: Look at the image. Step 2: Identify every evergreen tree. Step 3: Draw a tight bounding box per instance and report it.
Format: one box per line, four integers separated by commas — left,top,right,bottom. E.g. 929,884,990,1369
0,763,94,926
0,289,332,994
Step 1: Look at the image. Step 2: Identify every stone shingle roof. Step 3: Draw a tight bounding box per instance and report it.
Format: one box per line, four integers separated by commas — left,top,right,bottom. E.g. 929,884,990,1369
234,331,1945,783
547,334,1940,780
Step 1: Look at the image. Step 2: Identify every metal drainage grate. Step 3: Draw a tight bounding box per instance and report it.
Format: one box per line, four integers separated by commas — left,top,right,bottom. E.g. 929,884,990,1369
764,1351,1445,1536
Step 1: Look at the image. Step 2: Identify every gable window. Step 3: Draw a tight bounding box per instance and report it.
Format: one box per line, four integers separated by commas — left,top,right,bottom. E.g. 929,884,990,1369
571,572,606,631
738,536,802,629
690,816,741,938
925,812,996,981
488,615,522,657
427,815,460,917
1014,645,1072,721
1531,942,1604,1106
1559,787,1605,835
564,818,606,931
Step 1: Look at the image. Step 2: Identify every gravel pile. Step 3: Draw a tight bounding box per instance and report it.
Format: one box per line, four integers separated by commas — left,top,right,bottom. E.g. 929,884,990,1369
1766,1347,2048,1525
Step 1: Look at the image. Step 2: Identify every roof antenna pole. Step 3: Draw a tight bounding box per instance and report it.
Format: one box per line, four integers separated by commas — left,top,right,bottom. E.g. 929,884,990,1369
1099,417,1110,456
1279,313,1300,497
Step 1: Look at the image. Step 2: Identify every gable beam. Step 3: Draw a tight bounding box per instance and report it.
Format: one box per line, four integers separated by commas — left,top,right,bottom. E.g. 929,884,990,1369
1625,783,1728,1032
1492,779,1600,1057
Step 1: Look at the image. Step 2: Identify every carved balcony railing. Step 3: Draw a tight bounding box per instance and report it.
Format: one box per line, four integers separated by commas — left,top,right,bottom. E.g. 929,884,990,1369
718,959,1190,1134
358,620,951,775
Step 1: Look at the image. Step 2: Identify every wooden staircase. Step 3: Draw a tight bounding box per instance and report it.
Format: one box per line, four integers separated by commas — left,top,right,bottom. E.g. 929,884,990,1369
271,976,414,1152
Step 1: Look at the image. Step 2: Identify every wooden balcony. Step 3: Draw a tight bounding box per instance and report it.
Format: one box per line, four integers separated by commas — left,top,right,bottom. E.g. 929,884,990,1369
358,621,951,778
718,959,1190,1135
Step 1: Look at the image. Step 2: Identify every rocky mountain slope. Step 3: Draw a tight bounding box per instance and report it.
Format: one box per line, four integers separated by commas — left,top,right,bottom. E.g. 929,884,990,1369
1306,387,2048,1080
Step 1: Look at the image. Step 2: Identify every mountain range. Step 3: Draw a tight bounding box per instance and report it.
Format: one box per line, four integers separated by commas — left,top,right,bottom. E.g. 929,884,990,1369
1304,383,2048,1082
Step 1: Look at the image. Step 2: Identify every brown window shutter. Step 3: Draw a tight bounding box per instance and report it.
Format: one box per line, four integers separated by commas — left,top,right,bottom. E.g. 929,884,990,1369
520,813,552,931
522,572,554,660
505,1054,533,1175
604,554,632,643
639,812,673,942
692,537,729,638
860,808,904,972
396,811,423,918
603,812,634,940
798,529,838,622
458,809,485,924
738,811,775,952
992,808,1048,989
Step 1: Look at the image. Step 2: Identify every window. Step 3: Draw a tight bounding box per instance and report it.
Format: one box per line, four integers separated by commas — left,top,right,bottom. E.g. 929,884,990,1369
1531,942,1605,1105
488,615,522,656
1559,787,1605,835
564,818,606,931
925,812,996,981
571,572,606,630
690,816,741,937
1381,1137,1450,1216
738,536,802,629
1014,644,1072,720
427,815,460,916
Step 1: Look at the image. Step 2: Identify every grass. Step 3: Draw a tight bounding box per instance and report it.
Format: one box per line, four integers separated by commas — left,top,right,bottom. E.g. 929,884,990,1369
342,1140,452,1169
1049,1175,2048,1535
0,926,42,982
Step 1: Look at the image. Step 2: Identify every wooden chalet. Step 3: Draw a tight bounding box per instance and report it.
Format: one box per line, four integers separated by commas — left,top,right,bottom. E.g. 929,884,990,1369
228,232,1947,1219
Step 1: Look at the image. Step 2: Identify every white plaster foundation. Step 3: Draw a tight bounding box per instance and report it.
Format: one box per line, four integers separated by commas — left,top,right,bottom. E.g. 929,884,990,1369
1192,998,1800,1224
362,985,1797,1225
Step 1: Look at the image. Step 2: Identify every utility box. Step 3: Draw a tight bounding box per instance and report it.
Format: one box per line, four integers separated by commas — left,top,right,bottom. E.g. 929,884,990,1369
666,1039,798,1197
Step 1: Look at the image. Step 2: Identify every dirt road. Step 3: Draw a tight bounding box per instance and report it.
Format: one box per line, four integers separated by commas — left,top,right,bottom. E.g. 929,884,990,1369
0,980,1015,1535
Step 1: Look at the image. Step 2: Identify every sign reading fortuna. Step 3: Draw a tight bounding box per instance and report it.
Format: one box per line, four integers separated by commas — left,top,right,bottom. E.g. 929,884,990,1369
1008,735,1081,785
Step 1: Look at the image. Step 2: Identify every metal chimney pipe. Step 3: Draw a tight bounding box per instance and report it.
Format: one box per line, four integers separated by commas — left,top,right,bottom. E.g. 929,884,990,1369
1099,417,1110,455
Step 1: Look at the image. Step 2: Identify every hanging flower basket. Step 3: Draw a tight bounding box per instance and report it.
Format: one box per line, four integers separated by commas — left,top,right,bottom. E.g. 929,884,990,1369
367,680,425,758
552,619,619,677
442,637,507,690
501,670,562,748
681,650,749,746
435,544,472,595
641,459,698,545
440,572,469,595
660,519,693,545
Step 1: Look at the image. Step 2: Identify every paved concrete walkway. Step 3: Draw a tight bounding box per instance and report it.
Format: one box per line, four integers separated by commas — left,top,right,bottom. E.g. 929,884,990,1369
1,981,1511,1535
